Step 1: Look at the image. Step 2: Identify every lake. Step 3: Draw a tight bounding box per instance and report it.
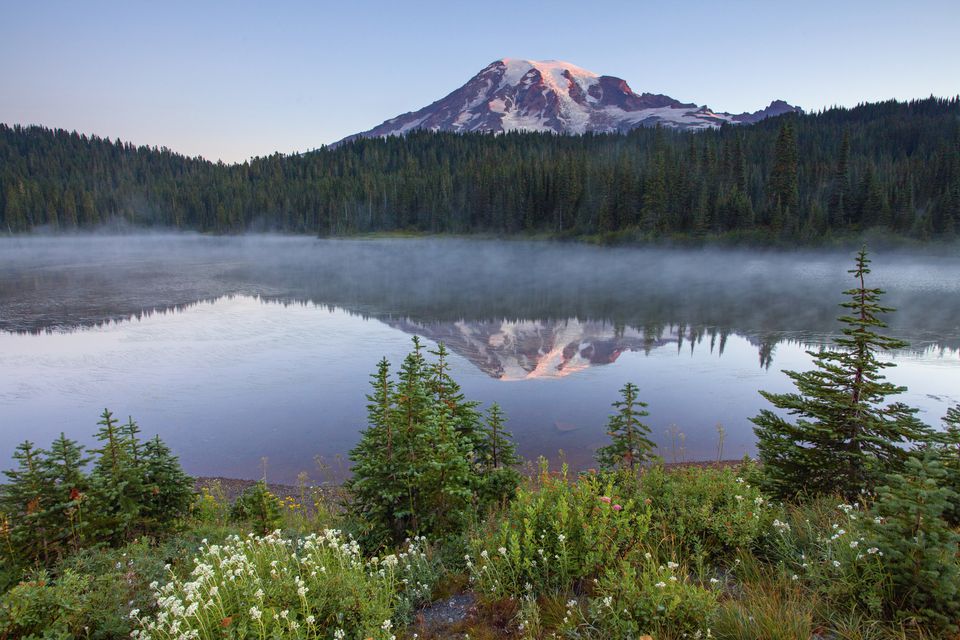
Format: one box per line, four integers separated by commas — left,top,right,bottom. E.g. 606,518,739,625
1,234,958,483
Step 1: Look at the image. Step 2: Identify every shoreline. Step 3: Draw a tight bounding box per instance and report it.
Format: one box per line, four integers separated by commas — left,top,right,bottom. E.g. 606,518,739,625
194,459,747,503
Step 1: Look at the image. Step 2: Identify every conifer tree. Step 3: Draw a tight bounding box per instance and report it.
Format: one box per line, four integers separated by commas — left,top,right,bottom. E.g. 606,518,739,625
43,433,89,554
420,399,473,537
88,408,143,542
346,357,404,544
767,120,800,226
347,338,516,546
596,382,657,470
121,416,144,468
0,441,55,564
429,342,484,453
939,404,960,525
752,249,933,499
476,403,521,507
391,337,436,539
140,436,194,533
868,452,960,634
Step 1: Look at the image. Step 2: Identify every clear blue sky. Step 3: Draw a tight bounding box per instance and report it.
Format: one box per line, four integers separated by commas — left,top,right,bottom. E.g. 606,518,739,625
2,0,958,162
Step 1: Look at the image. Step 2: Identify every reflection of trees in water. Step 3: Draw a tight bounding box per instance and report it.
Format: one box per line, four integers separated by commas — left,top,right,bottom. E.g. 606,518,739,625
2,240,959,370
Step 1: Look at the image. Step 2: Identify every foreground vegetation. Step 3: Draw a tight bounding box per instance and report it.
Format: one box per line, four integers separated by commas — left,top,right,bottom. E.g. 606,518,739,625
2,97,959,243
2,249,959,639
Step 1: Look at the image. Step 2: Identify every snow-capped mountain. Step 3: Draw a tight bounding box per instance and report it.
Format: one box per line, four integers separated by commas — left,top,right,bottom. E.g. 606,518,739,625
340,58,801,143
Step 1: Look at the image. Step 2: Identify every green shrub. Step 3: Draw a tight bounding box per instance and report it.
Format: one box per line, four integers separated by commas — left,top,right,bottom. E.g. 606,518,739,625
193,481,229,526
636,464,775,564
0,533,227,640
229,480,283,535
0,569,91,639
466,461,650,599
586,555,718,639
133,530,437,640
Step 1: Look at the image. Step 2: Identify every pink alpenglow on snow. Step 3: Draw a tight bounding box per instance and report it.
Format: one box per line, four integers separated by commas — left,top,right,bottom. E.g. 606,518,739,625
338,58,801,145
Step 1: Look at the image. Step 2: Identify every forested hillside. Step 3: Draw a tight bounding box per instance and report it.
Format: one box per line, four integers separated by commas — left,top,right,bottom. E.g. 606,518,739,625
1,97,958,241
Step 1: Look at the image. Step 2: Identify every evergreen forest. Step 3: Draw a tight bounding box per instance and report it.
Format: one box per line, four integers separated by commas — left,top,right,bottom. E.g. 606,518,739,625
2,97,959,242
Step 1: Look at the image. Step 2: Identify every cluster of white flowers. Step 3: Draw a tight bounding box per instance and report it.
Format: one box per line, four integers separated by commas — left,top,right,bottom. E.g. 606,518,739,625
131,530,432,640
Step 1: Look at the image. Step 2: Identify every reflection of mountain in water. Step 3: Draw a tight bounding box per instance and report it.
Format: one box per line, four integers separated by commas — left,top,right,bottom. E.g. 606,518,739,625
386,318,676,379
385,317,821,378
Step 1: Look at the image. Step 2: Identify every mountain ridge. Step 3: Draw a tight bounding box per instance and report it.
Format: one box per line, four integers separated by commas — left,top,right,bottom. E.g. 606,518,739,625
339,58,802,144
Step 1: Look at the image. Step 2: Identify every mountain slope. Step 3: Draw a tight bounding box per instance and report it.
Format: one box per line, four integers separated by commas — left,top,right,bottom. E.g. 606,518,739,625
342,58,801,143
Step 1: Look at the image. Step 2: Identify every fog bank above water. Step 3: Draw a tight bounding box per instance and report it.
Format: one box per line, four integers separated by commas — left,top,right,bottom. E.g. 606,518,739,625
2,234,959,353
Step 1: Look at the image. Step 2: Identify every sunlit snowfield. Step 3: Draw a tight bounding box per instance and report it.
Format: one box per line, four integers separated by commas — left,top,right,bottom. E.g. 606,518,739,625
1,235,958,482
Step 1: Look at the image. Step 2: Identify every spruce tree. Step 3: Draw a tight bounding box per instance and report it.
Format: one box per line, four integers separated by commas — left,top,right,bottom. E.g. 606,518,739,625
868,452,960,634
43,433,89,554
939,404,960,525
752,249,933,499
596,382,657,470
347,338,508,546
767,120,799,229
476,403,521,507
121,416,144,469
141,436,194,533
420,399,473,537
88,408,143,542
428,342,484,453
346,357,404,544
391,337,436,539
0,441,55,564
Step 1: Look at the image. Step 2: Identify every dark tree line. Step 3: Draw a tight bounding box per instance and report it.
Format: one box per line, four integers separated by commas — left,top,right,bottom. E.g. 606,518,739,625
1,96,958,240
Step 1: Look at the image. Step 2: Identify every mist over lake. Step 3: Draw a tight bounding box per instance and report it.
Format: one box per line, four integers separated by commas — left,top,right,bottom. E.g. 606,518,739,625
1,234,958,483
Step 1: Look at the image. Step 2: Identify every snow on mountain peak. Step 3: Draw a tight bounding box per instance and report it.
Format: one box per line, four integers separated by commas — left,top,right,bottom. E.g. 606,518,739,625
339,58,801,144
497,58,599,86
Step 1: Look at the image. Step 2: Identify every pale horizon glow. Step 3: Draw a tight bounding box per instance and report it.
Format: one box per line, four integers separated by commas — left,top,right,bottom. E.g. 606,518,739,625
2,0,958,163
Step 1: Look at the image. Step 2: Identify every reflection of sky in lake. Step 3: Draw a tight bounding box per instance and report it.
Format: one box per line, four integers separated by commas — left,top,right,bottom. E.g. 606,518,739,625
1,295,957,483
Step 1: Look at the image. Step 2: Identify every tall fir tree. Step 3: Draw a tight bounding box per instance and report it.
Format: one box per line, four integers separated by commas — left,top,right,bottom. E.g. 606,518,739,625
596,382,657,470
346,357,404,544
428,342,484,453
43,433,90,555
476,403,521,508
391,337,436,539
88,408,143,543
752,249,934,499
766,120,799,230
140,436,194,534
0,442,55,564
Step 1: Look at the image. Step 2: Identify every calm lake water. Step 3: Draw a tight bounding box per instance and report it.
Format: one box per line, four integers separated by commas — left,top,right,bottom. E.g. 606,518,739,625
1,235,958,483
